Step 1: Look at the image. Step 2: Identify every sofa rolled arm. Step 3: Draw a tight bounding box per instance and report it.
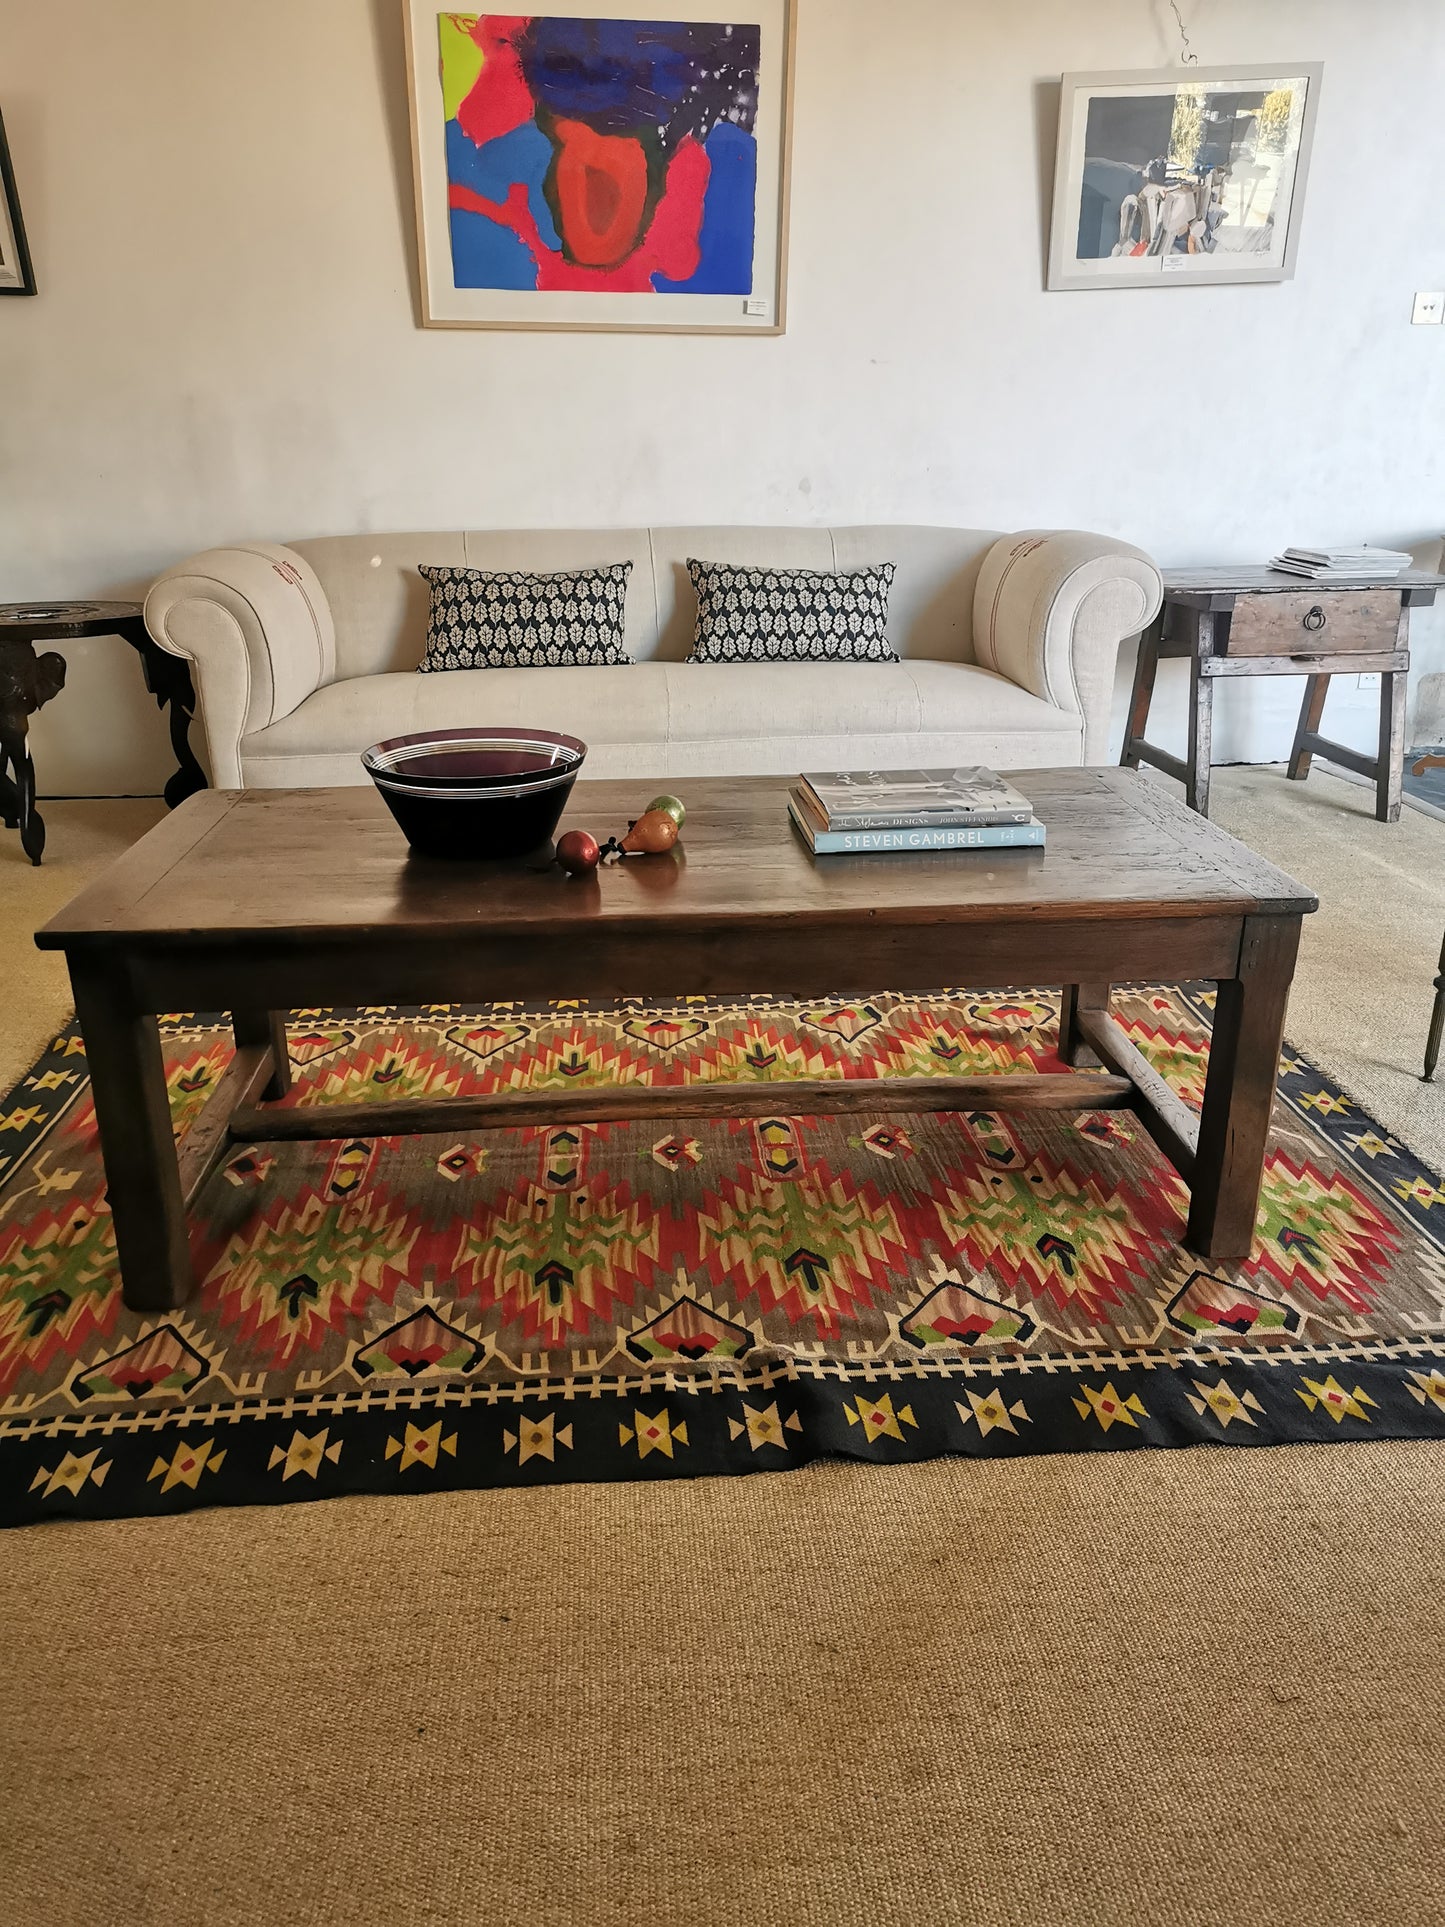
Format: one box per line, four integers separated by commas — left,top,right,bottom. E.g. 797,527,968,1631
144,543,336,788
972,531,1163,764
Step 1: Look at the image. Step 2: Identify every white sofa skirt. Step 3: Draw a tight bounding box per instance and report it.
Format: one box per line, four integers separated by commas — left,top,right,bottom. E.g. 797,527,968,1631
237,659,1083,787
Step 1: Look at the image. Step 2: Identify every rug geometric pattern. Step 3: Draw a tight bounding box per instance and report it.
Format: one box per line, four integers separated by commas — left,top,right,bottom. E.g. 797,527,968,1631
3,986,1444,1526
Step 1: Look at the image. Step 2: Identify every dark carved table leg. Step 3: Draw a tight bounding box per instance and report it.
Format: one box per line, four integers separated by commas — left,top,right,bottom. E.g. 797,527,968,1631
0,642,67,865
120,618,205,808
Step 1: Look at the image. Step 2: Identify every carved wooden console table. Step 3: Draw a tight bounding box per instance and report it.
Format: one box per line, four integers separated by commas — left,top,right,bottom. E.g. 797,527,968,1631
0,600,204,863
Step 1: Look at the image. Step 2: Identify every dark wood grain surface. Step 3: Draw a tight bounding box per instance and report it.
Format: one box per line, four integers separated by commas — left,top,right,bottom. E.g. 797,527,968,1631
37,769,1316,952
45,766,1318,1305
1164,566,1444,599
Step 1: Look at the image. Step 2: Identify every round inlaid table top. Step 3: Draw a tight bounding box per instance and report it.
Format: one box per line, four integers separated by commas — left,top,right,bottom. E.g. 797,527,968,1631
0,599,144,641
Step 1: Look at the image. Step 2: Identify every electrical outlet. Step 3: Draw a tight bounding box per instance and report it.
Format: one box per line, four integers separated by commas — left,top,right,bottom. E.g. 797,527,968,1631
1412,291,1444,325
1357,672,1382,691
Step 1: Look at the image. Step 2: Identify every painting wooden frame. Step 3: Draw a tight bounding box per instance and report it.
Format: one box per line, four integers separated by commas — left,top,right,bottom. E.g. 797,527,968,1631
1048,64,1323,291
0,107,36,297
402,1,795,333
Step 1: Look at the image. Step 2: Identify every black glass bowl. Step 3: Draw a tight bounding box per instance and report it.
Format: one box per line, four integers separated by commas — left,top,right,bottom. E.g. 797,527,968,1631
362,727,587,860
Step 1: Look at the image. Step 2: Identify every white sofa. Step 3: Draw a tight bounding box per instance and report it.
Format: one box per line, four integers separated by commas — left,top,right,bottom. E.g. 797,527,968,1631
144,526,1162,788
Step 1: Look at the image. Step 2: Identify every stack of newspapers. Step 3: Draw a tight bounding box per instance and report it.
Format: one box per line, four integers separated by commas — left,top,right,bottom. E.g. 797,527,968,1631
1269,546,1414,582
788,768,1044,856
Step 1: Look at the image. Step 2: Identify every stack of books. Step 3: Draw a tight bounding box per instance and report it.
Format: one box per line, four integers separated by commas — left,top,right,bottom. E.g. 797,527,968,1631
788,768,1044,856
1269,546,1414,582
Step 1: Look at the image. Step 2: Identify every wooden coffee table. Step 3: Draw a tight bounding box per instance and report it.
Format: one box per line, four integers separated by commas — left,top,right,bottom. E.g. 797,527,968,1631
37,770,1317,1311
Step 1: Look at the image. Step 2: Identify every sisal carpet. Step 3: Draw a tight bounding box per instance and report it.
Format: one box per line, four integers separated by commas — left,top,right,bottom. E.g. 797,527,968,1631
1,778,1443,1924
4,988,1445,1528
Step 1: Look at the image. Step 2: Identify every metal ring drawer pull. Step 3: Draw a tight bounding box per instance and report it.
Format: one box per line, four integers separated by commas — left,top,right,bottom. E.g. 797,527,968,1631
1303,606,1327,632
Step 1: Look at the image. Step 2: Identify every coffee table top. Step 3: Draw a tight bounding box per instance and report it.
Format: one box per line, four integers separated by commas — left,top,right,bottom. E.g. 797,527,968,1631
38,770,1316,953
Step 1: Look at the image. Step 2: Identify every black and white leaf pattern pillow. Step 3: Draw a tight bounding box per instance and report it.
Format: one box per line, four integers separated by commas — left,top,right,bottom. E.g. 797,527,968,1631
418,563,632,671
687,560,899,664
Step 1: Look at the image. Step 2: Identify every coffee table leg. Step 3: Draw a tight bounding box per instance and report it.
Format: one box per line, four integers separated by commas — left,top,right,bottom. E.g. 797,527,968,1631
70,955,193,1311
233,1009,291,1100
1058,981,1111,1067
1186,915,1301,1263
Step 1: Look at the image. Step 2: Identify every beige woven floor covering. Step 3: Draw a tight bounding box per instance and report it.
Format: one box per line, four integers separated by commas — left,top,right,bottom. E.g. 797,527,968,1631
1,777,1443,1924
3,1447,1442,1926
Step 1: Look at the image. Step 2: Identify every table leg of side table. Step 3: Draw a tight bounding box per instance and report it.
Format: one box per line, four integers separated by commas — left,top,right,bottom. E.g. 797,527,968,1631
1119,618,1163,770
70,954,194,1310
1377,670,1407,823
1186,647,1215,817
1287,675,1331,783
1185,914,1301,1262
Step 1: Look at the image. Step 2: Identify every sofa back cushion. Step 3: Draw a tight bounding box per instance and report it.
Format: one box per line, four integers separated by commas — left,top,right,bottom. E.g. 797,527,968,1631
291,526,1001,681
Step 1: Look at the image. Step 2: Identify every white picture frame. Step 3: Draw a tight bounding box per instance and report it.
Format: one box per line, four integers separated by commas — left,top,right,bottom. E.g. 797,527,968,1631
1047,64,1323,291
402,0,795,333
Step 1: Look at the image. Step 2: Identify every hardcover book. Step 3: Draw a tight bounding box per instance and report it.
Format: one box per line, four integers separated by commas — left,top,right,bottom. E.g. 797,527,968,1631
788,794,1045,856
798,767,1035,830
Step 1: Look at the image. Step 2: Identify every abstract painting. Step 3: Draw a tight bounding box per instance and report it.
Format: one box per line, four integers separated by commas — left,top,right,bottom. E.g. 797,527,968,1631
404,3,793,331
1048,64,1323,290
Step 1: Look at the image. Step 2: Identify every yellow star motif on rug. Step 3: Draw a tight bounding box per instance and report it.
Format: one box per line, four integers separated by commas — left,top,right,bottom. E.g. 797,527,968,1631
1073,1382,1146,1431
504,1413,574,1465
727,1400,802,1453
148,1437,226,1493
27,1069,78,1092
29,1448,110,1498
843,1392,917,1442
1393,1174,1445,1209
1296,1375,1377,1423
0,1104,44,1133
955,1388,1029,1437
1406,1370,1445,1413
385,1420,458,1470
1344,1130,1400,1160
620,1409,688,1459
1186,1378,1264,1429
268,1428,343,1481
1298,1089,1353,1117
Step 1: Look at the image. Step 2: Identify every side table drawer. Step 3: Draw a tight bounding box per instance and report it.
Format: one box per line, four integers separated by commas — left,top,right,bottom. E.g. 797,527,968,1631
1225,590,1399,657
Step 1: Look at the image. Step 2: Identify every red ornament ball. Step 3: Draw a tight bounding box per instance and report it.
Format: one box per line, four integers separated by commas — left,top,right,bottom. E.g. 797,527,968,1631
555,829,601,876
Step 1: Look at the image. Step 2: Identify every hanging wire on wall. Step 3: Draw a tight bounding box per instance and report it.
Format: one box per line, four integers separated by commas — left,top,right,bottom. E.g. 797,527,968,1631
1169,1,1200,64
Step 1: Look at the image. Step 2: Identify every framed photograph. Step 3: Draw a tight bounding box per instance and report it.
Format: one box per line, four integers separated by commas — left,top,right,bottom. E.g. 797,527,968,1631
402,1,794,332
0,108,36,296
1048,64,1323,291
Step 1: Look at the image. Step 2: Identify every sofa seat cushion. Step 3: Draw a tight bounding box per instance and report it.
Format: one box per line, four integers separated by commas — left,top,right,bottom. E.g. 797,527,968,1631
237,660,1081,787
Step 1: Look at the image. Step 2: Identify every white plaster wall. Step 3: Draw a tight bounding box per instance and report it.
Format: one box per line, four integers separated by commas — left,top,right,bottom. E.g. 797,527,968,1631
1,0,1442,795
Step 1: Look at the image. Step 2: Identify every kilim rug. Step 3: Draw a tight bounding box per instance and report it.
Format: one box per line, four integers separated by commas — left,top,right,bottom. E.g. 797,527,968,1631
3,987,1444,1527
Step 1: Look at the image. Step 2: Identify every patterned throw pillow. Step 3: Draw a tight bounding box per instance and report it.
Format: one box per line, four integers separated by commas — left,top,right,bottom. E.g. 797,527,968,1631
687,560,899,664
418,563,632,671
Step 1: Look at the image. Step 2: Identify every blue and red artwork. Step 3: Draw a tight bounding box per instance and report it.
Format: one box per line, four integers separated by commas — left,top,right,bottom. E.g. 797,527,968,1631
438,13,761,294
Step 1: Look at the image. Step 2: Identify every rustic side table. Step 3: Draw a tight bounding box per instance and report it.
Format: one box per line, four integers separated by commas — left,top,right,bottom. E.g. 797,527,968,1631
0,600,204,863
1121,566,1445,821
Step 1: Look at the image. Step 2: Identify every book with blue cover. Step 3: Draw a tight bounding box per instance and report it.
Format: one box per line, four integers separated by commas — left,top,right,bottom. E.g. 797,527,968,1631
788,793,1045,856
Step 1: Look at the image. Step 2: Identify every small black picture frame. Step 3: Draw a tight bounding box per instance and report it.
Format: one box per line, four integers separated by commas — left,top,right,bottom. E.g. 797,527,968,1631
0,107,36,296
